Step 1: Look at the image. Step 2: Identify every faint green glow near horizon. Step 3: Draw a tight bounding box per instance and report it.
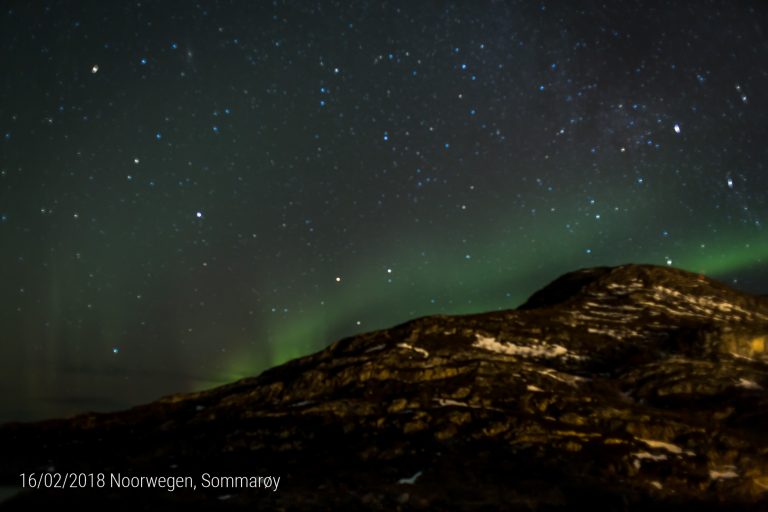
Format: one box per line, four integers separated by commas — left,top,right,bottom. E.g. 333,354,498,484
218,188,767,383
680,234,768,277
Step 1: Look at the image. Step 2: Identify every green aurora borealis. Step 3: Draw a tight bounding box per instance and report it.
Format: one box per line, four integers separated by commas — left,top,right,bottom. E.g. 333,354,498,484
1,2,767,421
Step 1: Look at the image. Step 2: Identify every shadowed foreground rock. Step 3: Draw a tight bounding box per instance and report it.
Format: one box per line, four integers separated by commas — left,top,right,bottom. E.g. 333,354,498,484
2,264,768,510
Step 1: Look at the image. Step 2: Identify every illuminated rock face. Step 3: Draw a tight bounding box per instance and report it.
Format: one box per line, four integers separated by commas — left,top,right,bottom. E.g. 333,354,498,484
2,264,768,510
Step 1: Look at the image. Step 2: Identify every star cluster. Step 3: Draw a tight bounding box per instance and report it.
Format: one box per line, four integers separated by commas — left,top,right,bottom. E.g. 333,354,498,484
1,1,767,421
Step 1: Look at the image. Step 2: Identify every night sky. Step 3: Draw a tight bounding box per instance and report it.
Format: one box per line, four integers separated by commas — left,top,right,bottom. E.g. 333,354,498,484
2,1,767,422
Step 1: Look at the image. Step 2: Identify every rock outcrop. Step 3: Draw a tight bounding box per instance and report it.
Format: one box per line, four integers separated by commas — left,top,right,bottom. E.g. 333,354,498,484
2,264,768,510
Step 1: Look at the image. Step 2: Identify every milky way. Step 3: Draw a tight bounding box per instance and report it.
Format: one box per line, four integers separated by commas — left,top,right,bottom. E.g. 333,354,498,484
1,1,767,421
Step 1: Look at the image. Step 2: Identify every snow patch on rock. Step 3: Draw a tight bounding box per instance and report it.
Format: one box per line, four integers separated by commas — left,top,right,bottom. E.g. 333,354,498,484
433,398,469,408
397,343,429,358
398,470,423,485
649,286,768,320
473,334,574,359
737,378,763,390
534,368,586,387
638,438,683,454
709,468,739,480
587,326,642,338
632,451,667,469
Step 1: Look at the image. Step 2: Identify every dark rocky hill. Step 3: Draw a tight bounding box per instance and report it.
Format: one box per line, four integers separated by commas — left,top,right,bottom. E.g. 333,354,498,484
2,264,768,510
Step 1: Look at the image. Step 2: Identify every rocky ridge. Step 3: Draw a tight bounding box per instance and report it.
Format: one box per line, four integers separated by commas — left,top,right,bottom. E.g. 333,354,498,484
1,264,768,510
